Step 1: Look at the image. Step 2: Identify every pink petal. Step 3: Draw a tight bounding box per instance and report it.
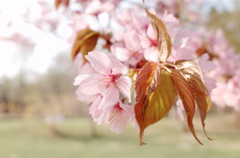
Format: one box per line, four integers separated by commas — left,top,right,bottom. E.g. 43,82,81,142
198,53,217,71
89,95,104,124
211,82,227,107
168,47,194,62
129,117,140,132
73,74,89,86
144,47,159,62
115,47,130,62
109,115,128,134
111,42,125,54
98,83,119,110
84,0,101,15
129,52,143,66
89,95,102,116
139,35,151,48
131,13,149,33
167,24,178,40
101,1,114,13
177,48,194,60
76,88,98,103
109,55,128,75
79,74,103,95
105,102,129,134
78,62,94,75
86,51,111,74
114,29,124,42
147,24,156,40
203,76,216,93
119,102,135,117
124,32,141,52
116,76,132,102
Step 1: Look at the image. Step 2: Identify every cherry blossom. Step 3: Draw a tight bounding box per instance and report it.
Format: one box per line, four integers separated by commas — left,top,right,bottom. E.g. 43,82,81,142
84,0,114,16
6,0,240,137
139,24,159,62
90,100,136,134
75,51,132,110
111,31,143,67
138,11,195,62
105,101,135,134
198,53,217,92
74,73,136,134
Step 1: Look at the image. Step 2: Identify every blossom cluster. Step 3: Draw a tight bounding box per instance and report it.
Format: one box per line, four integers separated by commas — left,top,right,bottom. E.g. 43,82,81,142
71,0,217,133
2,0,239,135
74,51,136,133
192,28,240,111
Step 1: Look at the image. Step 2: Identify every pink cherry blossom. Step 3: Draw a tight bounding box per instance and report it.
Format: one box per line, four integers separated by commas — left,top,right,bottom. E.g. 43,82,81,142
211,82,228,108
138,23,158,62
198,53,216,72
138,11,195,62
105,101,135,134
74,74,100,103
219,71,240,111
198,53,217,92
168,37,195,62
111,31,143,67
90,100,136,134
76,51,132,110
115,9,149,34
156,0,179,17
84,0,114,16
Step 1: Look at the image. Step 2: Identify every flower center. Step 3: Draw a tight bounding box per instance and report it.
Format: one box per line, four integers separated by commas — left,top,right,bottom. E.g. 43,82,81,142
105,75,116,83
108,103,124,122
150,39,157,47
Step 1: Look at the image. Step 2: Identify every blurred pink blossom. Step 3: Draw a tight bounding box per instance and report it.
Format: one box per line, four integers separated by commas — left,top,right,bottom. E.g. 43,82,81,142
111,31,143,67
91,100,136,134
84,0,114,16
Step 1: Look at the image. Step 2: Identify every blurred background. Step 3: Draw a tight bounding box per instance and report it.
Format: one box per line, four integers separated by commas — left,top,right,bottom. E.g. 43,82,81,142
0,0,240,158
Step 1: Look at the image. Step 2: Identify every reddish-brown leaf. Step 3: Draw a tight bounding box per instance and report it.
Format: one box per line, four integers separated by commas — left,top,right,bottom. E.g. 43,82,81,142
177,60,212,140
171,69,203,145
185,72,212,140
71,29,99,61
135,63,175,145
175,60,200,73
55,0,61,9
135,62,160,111
144,9,172,62
55,0,69,9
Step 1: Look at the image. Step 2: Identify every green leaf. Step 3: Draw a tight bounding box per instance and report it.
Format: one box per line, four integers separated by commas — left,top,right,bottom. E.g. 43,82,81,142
135,63,175,145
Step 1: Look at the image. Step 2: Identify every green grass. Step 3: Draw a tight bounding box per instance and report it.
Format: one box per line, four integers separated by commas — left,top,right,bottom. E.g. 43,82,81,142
0,113,240,158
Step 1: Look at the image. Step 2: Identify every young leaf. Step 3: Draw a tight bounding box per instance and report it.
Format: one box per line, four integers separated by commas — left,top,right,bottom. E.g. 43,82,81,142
185,72,212,140
177,60,212,140
55,0,69,9
134,62,160,113
171,69,203,145
175,60,200,73
71,29,100,61
135,63,175,145
55,0,61,9
144,9,172,62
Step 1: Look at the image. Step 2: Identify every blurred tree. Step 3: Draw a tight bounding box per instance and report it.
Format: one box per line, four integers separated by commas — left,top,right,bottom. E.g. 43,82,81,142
207,0,240,53
0,52,85,118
